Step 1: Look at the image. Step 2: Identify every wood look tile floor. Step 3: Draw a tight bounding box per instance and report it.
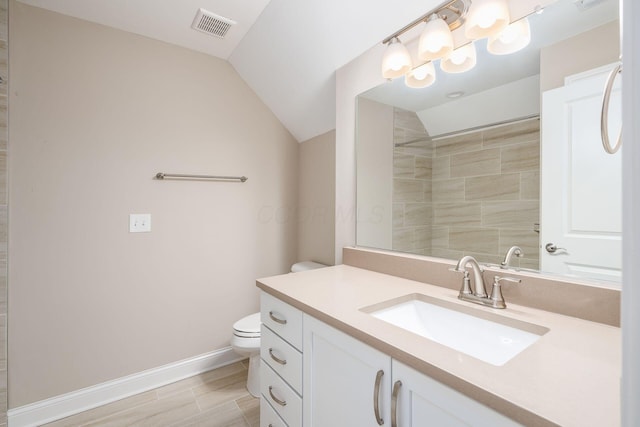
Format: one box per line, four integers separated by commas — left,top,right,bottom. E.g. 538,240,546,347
43,361,259,427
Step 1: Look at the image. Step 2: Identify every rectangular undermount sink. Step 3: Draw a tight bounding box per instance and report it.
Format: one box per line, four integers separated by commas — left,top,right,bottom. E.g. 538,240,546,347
362,294,549,366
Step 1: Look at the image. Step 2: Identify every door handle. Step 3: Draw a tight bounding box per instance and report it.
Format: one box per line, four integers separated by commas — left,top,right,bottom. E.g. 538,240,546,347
545,243,567,254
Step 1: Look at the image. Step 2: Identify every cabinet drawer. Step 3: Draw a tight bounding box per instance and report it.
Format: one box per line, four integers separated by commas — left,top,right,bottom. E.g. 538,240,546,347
261,324,303,394
261,360,302,426
260,396,288,427
261,291,303,350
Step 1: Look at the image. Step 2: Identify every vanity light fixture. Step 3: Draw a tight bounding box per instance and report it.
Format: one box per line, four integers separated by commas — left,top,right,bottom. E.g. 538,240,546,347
405,62,437,88
464,0,510,39
380,0,540,89
487,18,531,55
441,42,477,73
381,37,413,79
418,14,454,61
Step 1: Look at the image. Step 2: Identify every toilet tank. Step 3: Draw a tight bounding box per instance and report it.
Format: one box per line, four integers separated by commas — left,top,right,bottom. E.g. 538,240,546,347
290,261,328,273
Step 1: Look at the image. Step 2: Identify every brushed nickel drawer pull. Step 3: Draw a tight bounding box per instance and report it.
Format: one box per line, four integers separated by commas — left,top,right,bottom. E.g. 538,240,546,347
268,386,287,406
269,386,287,406
373,369,384,425
269,348,287,365
269,311,287,325
391,380,402,427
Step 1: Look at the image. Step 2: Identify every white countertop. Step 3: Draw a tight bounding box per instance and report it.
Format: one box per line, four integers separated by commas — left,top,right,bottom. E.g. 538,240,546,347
257,265,620,427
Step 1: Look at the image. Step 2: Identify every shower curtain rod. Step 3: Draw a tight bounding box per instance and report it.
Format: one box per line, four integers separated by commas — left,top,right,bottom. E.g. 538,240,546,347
394,114,540,147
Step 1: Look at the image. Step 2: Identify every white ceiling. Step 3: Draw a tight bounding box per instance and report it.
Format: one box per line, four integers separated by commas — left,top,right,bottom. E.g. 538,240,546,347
17,0,442,142
17,0,616,142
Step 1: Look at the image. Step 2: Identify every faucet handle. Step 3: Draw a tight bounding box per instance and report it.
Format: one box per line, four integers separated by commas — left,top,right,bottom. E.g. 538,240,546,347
490,276,522,309
449,268,473,295
494,276,522,285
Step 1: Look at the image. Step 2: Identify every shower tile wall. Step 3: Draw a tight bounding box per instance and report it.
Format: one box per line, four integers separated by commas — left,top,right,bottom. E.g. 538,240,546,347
391,108,540,269
0,0,7,424
392,109,433,254
431,118,540,268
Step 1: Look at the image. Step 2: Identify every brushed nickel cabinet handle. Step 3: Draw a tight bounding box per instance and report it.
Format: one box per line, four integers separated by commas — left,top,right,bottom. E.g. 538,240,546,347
391,380,402,427
373,369,384,425
269,311,287,325
269,348,287,365
268,386,287,406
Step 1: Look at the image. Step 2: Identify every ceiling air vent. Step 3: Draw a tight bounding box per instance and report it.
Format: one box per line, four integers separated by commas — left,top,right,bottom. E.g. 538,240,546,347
191,8,236,39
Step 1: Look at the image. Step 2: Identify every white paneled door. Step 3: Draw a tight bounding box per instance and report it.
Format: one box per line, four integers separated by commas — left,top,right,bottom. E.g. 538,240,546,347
541,64,622,283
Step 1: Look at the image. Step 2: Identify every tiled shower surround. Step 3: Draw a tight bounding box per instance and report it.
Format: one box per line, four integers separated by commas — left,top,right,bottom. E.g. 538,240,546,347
392,108,540,269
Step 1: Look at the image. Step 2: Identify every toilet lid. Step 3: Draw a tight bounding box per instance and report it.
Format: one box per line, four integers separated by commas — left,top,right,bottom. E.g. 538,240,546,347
233,312,261,335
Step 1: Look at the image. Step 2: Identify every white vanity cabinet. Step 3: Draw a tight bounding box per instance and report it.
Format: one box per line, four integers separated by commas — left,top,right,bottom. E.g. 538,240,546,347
392,361,521,427
260,292,304,427
303,314,392,426
302,313,521,427
261,291,522,427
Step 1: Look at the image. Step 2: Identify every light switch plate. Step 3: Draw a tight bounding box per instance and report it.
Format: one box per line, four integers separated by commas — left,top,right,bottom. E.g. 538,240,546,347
129,214,151,232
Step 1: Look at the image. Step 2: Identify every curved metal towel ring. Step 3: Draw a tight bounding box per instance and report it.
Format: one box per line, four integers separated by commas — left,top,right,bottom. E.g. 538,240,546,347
601,63,622,154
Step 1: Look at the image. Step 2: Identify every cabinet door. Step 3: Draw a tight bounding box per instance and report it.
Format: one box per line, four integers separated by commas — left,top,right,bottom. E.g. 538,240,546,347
303,314,391,427
392,361,521,427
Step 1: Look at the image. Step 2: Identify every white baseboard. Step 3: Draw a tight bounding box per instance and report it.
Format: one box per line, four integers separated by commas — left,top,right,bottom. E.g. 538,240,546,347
8,347,244,427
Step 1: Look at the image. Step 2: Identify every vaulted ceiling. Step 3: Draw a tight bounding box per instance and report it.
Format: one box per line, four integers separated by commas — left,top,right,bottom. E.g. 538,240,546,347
17,0,440,142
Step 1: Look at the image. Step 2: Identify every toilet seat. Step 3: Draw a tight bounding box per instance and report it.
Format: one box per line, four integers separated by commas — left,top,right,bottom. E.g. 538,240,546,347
230,261,327,398
233,312,261,338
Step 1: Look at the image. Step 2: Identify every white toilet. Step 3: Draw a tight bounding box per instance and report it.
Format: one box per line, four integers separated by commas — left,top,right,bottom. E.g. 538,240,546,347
231,261,327,397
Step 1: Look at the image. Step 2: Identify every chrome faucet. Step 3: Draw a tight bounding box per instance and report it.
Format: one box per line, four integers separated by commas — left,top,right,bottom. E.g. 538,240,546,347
452,255,522,309
500,246,523,269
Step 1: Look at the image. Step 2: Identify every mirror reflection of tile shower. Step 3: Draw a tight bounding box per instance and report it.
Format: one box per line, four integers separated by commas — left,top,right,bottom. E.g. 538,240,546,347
391,107,540,269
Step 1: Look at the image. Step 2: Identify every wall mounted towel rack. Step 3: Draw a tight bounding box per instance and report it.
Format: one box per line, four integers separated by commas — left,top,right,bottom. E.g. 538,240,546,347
155,173,248,182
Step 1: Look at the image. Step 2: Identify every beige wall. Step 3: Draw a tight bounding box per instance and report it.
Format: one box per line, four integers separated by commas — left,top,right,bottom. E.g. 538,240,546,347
335,44,387,264
298,130,335,266
540,21,619,92
356,98,393,249
8,2,298,408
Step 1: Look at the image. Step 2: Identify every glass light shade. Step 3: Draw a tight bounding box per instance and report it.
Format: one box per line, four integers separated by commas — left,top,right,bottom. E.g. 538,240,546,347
464,0,510,39
405,62,436,88
487,18,531,55
441,42,477,73
381,38,412,79
418,15,454,61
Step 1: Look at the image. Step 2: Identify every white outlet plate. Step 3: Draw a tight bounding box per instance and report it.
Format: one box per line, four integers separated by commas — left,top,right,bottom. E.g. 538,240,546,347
129,214,151,233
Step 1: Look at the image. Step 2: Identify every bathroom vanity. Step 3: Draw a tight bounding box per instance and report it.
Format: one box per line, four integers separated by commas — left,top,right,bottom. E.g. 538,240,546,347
257,248,620,427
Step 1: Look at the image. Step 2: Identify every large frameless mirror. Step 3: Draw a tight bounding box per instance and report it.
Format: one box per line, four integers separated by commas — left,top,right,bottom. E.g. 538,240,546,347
356,0,621,285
